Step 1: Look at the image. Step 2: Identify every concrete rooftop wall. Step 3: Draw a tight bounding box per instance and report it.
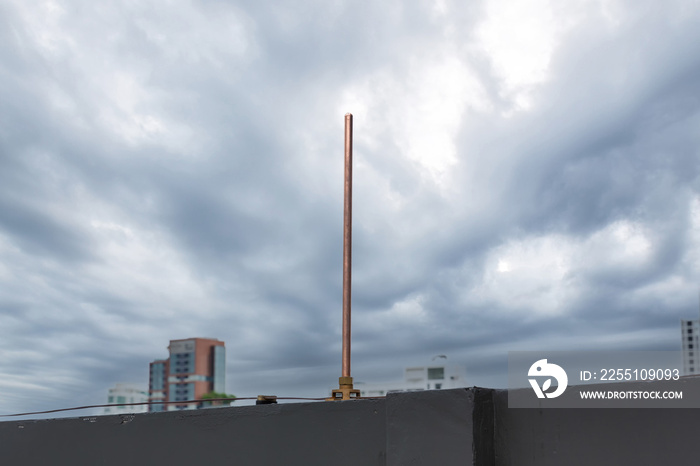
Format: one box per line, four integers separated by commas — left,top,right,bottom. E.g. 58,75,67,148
3,381,700,465
0,390,475,466
492,387,700,465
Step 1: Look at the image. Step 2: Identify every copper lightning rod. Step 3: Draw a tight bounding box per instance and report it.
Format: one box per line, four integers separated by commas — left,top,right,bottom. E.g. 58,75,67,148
342,113,353,378
328,113,360,401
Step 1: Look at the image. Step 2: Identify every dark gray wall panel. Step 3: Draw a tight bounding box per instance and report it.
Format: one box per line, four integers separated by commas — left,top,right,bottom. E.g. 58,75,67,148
1,399,387,466
493,387,700,466
386,388,474,466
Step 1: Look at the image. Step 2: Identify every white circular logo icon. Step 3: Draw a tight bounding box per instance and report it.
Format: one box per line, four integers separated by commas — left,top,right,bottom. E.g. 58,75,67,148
528,359,568,399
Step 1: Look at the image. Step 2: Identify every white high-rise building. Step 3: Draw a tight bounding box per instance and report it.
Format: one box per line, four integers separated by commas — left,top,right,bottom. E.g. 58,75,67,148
681,319,700,375
104,383,149,415
355,361,468,397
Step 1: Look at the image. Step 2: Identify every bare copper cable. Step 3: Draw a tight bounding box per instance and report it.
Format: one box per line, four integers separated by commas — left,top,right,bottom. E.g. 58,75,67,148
0,396,382,418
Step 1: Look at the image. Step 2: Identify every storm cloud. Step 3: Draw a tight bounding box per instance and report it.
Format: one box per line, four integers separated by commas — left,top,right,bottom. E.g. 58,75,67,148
1,0,699,417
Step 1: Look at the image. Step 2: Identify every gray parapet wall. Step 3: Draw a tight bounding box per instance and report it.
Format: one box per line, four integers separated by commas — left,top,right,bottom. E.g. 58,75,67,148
492,384,700,466
0,389,477,466
1,398,387,466
3,382,700,465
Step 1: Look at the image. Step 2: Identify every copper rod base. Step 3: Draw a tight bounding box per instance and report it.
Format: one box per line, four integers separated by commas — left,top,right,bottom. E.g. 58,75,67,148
326,376,361,401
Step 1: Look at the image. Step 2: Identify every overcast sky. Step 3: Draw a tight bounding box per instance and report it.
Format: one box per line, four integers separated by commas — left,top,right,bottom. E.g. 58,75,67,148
1,0,699,418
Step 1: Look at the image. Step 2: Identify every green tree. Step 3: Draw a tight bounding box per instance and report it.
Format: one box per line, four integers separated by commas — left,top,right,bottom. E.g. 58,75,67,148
200,391,236,407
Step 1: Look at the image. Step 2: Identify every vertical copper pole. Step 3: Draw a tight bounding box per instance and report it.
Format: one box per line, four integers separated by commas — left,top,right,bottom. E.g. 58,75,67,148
342,113,353,378
327,113,360,400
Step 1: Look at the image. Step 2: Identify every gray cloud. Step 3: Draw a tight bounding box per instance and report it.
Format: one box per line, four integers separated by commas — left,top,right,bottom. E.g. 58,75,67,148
1,0,699,418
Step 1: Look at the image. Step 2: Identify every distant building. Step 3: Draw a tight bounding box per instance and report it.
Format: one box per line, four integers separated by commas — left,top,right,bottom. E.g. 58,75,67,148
681,319,700,375
148,338,226,412
355,361,468,397
104,383,148,415
148,359,169,412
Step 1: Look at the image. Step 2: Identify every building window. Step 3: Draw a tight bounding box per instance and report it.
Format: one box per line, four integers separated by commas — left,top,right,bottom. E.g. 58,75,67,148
689,329,693,334
691,345,694,349
690,352,694,357
435,383,442,389
427,367,445,380
691,360,694,365
689,337,693,342
691,368,695,372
